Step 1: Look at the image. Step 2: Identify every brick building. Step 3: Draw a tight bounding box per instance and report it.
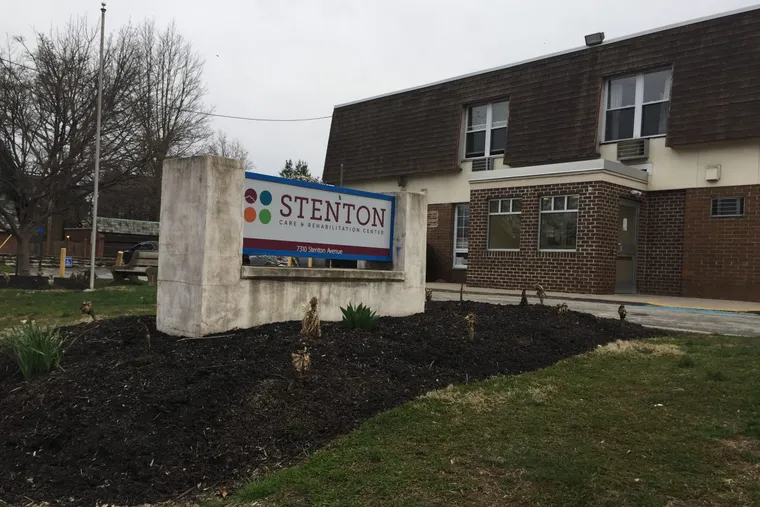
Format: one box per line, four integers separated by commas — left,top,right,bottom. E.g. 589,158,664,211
322,7,760,302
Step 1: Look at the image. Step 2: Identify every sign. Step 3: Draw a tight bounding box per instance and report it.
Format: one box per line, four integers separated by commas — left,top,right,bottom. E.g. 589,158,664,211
242,173,395,261
427,210,439,228
65,256,73,268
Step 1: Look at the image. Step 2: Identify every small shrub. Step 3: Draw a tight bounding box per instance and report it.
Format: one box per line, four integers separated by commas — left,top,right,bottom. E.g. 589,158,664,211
677,355,695,368
556,302,569,315
291,347,311,379
341,303,378,330
425,288,433,302
519,289,528,306
618,304,627,321
1,322,64,379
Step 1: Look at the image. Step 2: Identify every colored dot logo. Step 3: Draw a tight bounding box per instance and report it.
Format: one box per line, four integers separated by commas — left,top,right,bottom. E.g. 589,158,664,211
244,188,272,224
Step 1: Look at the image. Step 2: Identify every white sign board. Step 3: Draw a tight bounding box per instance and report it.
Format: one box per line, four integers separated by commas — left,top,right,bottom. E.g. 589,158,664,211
242,173,395,261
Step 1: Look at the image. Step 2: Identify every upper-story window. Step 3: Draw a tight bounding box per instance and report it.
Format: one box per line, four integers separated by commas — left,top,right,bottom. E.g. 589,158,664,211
465,101,508,158
604,69,672,142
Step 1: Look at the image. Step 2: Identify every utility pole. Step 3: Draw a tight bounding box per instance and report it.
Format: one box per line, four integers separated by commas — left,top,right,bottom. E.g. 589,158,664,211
88,2,106,290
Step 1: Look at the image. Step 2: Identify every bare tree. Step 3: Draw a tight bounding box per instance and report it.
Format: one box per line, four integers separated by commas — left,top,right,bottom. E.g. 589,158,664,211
130,21,211,201
203,130,254,171
0,20,142,274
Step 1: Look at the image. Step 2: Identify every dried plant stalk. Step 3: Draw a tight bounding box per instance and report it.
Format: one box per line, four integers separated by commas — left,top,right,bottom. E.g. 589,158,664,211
80,301,97,321
291,347,311,378
535,284,546,305
464,312,476,341
301,297,321,340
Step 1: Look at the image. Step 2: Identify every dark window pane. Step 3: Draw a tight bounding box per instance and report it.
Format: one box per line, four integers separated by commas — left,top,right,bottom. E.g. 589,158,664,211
608,76,636,108
605,107,635,141
540,212,577,250
488,215,521,250
468,105,487,128
489,200,499,213
567,195,579,210
553,196,565,210
641,102,669,136
490,127,506,155
541,197,552,211
466,131,486,158
643,70,671,103
511,199,521,212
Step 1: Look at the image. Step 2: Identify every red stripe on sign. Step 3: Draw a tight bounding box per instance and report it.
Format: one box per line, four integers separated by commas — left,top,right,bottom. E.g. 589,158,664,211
243,238,390,256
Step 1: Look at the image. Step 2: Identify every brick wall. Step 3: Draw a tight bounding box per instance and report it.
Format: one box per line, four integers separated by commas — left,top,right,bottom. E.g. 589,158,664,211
467,181,641,293
637,190,686,296
682,185,760,301
426,203,454,282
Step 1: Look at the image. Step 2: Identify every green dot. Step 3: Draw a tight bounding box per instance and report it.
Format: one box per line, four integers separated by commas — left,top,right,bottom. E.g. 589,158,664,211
259,209,272,224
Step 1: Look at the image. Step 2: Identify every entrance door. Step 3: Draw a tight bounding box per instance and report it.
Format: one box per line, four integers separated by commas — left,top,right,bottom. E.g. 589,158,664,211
616,202,638,294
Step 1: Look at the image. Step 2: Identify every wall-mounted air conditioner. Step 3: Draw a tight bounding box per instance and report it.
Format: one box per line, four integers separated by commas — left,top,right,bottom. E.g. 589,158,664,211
471,157,496,172
617,138,649,162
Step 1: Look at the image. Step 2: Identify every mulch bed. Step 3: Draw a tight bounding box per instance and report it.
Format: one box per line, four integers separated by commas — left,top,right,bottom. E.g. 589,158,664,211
0,301,659,505
1,275,88,291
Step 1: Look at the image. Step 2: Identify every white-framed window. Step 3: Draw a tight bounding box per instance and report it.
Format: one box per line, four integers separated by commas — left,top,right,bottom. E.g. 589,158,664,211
604,69,672,142
539,195,579,251
453,204,469,268
487,198,521,250
465,101,508,158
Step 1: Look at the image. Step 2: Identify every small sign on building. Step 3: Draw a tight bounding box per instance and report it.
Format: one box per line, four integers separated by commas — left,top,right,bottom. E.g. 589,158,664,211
65,256,72,268
427,210,439,228
242,174,395,261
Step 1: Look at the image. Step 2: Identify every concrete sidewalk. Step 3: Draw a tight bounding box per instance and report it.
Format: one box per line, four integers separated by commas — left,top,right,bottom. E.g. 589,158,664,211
427,282,760,314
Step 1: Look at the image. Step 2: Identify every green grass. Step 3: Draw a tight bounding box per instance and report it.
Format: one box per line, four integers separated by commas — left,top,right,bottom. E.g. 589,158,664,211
235,336,760,507
0,283,157,331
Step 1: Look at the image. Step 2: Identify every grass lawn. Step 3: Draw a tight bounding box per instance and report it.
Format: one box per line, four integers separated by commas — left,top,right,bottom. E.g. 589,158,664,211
0,283,156,331
236,335,760,507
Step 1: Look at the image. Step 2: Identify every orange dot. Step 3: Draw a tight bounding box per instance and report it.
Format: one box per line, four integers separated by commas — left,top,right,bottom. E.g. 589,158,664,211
244,207,257,222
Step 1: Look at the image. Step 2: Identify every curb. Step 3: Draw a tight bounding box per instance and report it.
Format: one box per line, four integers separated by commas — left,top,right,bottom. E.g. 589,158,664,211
428,287,760,315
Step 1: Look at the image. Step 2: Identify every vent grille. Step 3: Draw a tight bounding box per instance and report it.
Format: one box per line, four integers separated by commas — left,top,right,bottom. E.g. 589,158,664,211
617,138,649,161
711,197,745,217
471,157,496,172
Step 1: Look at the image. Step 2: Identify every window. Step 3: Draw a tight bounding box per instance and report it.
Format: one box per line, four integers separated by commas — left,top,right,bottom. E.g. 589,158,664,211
465,101,508,158
488,198,521,250
453,204,469,268
604,69,672,141
539,195,579,251
711,197,745,217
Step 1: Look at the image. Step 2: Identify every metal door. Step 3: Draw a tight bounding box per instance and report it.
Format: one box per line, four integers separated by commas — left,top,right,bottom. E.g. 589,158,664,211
615,202,639,294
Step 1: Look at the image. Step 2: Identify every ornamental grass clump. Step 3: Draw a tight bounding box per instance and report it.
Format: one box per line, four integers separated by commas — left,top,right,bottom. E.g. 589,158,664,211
341,303,378,330
80,301,96,321
1,321,64,379
535,284,546,305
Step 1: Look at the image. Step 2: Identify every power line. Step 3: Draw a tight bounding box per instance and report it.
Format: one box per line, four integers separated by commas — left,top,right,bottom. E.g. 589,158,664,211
0,56,37,72
181,109,332,122
0,57,333,123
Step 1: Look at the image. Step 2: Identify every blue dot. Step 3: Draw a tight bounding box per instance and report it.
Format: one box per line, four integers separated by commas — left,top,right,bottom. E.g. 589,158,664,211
260,190,272,206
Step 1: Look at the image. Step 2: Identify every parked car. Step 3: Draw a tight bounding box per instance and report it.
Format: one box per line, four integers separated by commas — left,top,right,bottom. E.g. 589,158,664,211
121,241,158,265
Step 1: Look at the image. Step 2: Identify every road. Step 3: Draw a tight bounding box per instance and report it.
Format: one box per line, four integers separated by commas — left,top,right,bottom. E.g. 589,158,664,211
432,291,760,337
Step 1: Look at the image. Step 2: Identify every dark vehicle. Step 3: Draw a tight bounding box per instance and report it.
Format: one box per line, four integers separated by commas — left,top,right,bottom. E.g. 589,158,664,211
121,241,158,265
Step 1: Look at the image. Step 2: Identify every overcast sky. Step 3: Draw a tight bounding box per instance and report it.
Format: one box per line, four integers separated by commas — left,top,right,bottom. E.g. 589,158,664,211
2,0,756,177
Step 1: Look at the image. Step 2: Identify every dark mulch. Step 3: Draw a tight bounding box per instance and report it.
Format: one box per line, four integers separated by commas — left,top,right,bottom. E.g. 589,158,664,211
0,301,659,505
1,275,88,291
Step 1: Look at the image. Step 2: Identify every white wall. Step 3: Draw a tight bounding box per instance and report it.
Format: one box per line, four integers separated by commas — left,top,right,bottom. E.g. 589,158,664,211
600,137,760,190
346,138,760,205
